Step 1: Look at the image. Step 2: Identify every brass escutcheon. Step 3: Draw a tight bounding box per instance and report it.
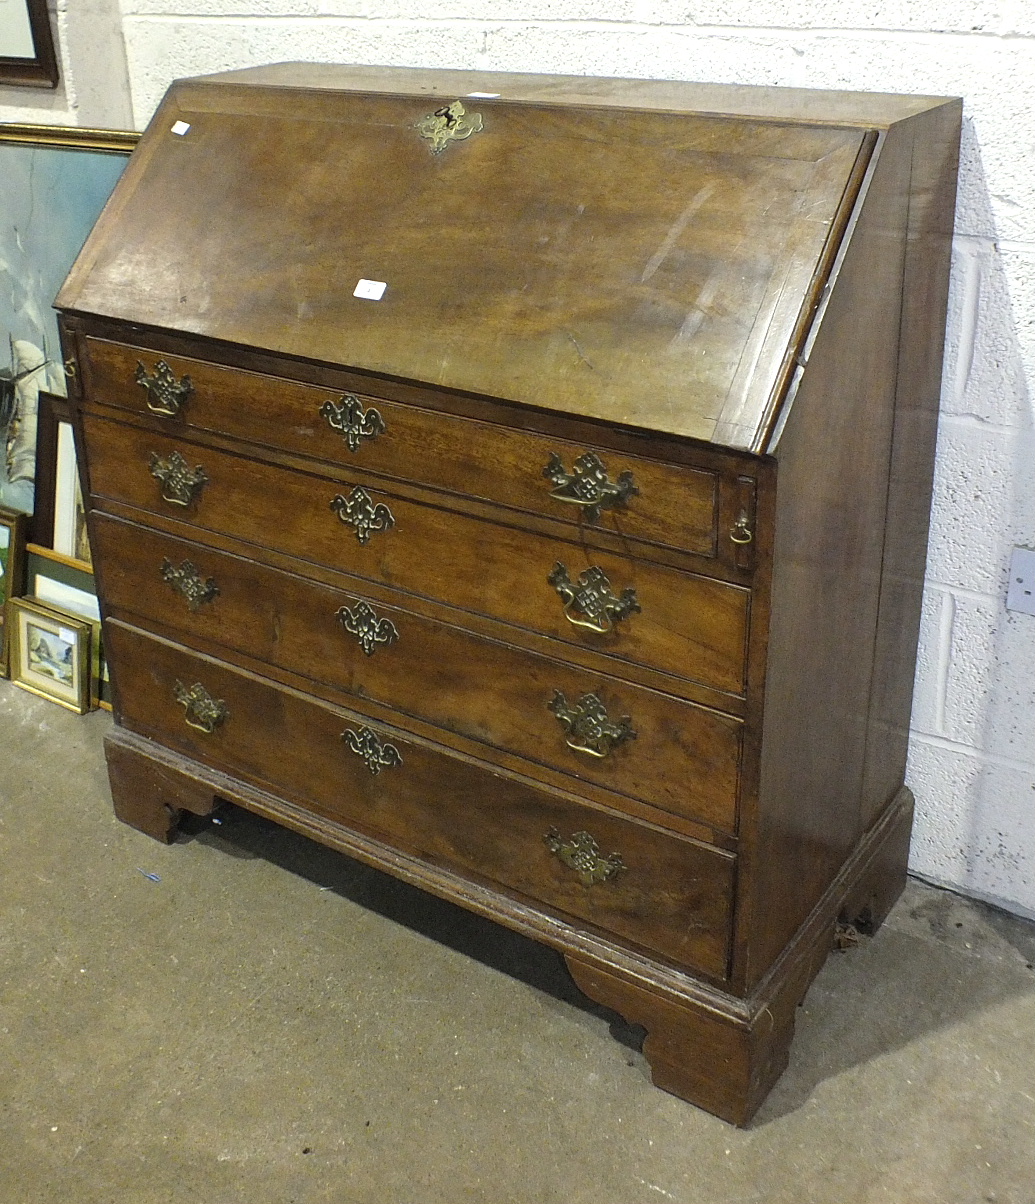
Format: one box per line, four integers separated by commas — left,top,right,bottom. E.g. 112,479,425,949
148,450,208,507
161,558,219,611
173,680,229,734
342,726,403,775
320,394,386,453
548,562,640,635
543,452,638,523
544,828,626,886
330,486,395,545
548,690,636,759
136,360,194,417
336,599,399,657
416,100,484,154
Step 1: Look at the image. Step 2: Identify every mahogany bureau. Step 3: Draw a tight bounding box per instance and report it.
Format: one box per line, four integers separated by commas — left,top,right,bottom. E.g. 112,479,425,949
55,64,960,1124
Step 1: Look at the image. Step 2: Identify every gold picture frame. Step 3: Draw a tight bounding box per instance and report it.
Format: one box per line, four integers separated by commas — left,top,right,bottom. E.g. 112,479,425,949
1,124,139,521
26,542,106,708
8,595,92,712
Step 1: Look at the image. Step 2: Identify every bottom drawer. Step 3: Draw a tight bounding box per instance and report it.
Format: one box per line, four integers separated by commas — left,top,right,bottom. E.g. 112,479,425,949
106,621,734,979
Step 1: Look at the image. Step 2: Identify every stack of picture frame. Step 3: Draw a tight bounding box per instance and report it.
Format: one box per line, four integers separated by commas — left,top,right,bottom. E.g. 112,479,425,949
1,122,140,712
1,482,103,714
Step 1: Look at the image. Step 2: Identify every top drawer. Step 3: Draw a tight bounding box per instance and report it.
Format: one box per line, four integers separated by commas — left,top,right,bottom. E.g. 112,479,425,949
79,337,724,561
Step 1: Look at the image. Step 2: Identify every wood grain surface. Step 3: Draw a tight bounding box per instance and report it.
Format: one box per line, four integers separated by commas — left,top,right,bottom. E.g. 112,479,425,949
81,336,723,560
92,512,744,834
83,413,752,696
59,83,868,448
106,618,735,977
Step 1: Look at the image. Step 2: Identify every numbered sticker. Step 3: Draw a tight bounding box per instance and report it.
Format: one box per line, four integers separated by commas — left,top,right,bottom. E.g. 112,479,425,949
353,279,387,301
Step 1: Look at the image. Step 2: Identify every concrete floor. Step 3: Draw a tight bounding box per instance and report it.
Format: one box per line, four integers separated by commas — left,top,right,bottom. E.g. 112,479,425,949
2,679,1034,1204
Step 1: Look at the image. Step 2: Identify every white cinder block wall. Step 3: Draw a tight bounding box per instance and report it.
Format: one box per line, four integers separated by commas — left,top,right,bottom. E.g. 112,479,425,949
2,3,1033,917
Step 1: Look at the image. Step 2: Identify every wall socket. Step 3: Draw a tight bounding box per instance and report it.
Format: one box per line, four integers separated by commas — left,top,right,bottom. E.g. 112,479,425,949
1006,547,1035,616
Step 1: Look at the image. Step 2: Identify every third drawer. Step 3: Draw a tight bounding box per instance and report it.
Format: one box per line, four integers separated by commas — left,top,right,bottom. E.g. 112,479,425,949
93,513,743,836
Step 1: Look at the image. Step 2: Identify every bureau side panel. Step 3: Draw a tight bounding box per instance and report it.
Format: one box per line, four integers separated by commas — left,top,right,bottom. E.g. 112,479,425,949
739,123,915,988
858,100,961,826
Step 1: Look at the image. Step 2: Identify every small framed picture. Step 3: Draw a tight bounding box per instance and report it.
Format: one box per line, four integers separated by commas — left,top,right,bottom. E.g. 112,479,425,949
0,0,58,88
27,544,105,708
8,596,93,713
0,505,28,676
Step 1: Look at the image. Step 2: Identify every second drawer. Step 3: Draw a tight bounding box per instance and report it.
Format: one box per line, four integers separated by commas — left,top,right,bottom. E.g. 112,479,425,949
94,514,742,835
83,415,751,697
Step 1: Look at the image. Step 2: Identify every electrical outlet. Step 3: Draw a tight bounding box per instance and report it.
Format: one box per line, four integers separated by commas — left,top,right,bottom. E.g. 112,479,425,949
1006,547,1035,616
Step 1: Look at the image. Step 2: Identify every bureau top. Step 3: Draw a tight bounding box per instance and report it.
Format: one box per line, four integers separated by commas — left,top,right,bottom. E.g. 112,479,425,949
57,64,959,451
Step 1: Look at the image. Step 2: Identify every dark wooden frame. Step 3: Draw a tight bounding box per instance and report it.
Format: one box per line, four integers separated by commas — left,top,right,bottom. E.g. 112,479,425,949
0,504,28,675
31,391,71,549
33,389,92,567
0,0,58,88
31,390,90,563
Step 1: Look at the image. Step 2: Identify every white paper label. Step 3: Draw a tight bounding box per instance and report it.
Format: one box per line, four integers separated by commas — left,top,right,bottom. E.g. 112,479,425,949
171,120,191,136
466,92,500,99
353,279,387,301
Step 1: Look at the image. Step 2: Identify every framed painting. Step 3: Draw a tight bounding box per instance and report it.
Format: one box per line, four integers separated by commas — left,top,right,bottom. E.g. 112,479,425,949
0,503,27,675
8,595,93,712
32,389,90,562
0,0,58,88
0,124,138,518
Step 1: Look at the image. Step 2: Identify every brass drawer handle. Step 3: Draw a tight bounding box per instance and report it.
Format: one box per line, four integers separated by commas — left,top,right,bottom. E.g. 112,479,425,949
149,450,208,507
548,562,640,635
544,828,626,886
730,510,753,545
136,360,194,417
548,690,636,759
543,452,637,523
320,394,386,452
336,599,399,656
330,486,395,545
174,680,229,733
342,725,403,775
161,558,219,611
